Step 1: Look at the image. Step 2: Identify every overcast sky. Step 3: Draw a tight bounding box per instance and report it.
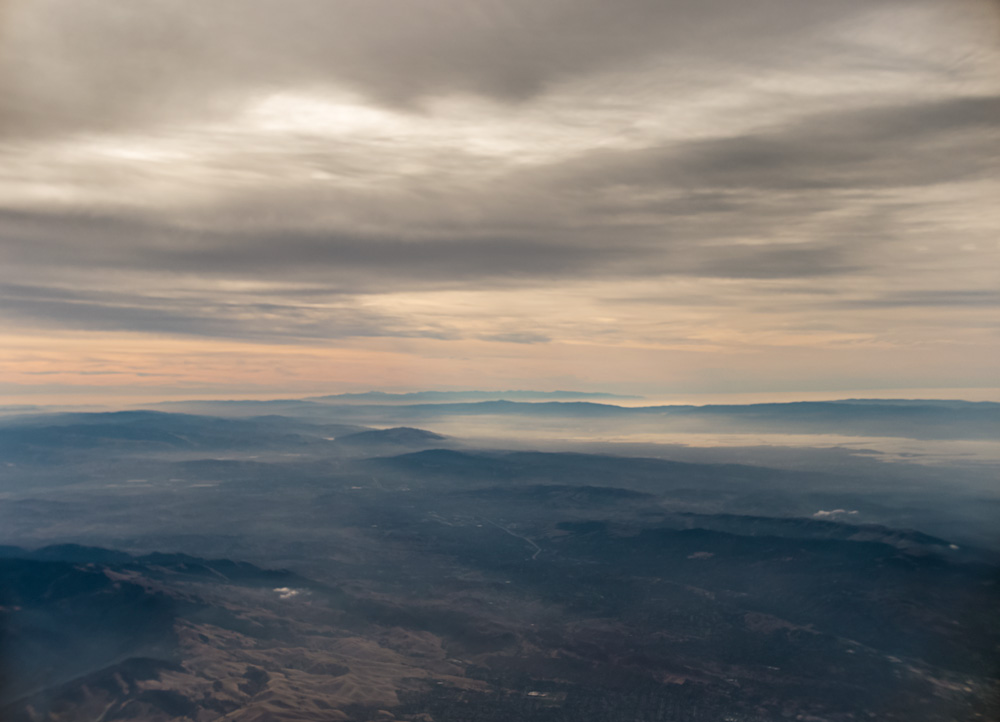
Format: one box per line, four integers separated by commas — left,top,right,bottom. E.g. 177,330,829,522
1,0,998,403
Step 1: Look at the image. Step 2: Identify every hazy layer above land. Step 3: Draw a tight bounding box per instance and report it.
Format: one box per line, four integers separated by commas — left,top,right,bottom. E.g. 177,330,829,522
146,396,1000,441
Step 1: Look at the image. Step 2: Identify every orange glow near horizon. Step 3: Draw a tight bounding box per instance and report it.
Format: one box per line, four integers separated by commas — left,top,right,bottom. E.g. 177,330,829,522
2,327,997,408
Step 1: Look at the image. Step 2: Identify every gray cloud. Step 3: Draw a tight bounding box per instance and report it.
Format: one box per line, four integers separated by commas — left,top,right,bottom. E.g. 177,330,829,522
0,0,997,357
0,281,454,341
833,290,1000,309
0,205,863,292
0,0,931,138
547,95,1000,195
0,210,632,287
479,332,551,345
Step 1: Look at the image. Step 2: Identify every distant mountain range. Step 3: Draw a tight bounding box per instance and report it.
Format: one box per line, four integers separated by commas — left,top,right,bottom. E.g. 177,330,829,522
306,390,641,403
53,396,997,441
5,397,998,443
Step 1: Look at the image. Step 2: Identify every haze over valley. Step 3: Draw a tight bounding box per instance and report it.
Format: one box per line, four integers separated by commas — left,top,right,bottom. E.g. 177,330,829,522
0,393,997,720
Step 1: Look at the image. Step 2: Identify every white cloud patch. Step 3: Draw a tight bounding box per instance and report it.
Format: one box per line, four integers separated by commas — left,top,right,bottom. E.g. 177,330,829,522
272,587,301,600
813,509,860,519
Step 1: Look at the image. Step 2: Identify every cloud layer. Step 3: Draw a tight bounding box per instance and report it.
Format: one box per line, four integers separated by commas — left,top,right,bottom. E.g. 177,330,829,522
0,0,997,398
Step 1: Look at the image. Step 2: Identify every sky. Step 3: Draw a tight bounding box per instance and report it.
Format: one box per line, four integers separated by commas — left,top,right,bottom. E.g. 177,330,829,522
0,0,998,405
